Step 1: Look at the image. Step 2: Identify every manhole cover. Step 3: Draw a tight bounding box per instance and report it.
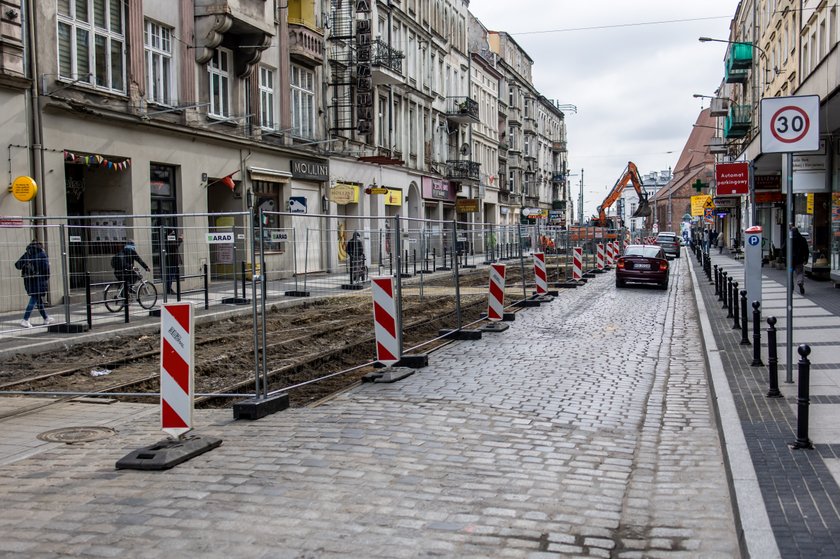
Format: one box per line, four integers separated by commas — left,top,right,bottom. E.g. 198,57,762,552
37,426,116,444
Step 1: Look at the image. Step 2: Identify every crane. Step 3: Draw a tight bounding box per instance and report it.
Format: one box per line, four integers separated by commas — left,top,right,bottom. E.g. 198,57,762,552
592,161,651,227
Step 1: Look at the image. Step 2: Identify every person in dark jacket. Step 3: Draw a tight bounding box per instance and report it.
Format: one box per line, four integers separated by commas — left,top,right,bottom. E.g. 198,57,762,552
346,231,365,282
164,229,183,295
790,227,810,295
15,240,53,328
111,240,150,288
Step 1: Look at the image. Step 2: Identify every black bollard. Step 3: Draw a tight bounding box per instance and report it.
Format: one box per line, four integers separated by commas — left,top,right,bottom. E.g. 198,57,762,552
751,301,764,366
720,270,729,309
727,277,734,318
714,265,719,296
740,290,751,345
790,344,814,450
766,317,782,398
732,281,741,329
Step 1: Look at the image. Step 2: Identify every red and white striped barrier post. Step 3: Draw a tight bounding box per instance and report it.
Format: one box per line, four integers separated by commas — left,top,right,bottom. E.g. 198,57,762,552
605,242,614,267
372,277,400,366
572,247,583,281
533,252,548,295
612,241,620,262
596,243,605,271
487,263,506,321
160,302,194,439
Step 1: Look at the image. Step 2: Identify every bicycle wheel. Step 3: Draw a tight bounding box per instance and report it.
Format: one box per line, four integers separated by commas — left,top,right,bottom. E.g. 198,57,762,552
136,282,158,309
103,284,125,312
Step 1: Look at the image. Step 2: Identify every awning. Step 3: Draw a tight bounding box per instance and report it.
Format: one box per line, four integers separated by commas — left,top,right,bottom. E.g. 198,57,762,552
249,166,292,184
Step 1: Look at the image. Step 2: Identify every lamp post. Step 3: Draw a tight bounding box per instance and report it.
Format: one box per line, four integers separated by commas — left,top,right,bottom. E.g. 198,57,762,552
578,169,584,225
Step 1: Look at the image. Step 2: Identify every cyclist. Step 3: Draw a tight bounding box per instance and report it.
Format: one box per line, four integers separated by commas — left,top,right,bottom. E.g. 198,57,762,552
111,240,150,290
346,231,365,282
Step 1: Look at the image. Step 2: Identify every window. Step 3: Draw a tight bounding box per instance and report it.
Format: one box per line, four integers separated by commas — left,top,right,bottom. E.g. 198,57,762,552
208,48,232,118
259,66,275,130
144,20,172,105
291,65,315,138
252,182,284,252
57,0,125,92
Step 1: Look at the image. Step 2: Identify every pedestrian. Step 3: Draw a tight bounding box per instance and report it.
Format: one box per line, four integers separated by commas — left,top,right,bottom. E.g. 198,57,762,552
111,240,150,289
164,229,183,295
710,229,719,249
790,227,810,295
15,240,54,328
703,228,710,252
346,231,365,283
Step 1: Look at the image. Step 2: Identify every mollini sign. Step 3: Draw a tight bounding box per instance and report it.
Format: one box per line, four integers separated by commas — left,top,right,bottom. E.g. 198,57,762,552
715,162,749,196
355,1,373,136
291,160,329,181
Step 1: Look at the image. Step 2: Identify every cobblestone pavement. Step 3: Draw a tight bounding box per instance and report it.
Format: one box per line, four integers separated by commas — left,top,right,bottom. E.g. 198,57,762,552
0,257,740,558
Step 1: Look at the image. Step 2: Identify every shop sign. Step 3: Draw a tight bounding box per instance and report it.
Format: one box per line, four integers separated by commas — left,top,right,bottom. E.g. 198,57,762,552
713,197,738,208
793,140,829,193
755,191,784,204
384,189,402,206
691,195,712,216
754,174,781,191
456,198,479,213
355,0,373,136
715,162,749,196
422,177,455,202
330,183,359,205
290,160,329,181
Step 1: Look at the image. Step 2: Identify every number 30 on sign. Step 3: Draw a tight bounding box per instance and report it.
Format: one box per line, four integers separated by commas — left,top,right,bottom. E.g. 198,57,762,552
760,95,820,154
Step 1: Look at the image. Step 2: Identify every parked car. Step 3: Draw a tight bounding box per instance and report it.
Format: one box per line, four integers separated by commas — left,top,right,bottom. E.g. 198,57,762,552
655,232,681,259
616,245,670,290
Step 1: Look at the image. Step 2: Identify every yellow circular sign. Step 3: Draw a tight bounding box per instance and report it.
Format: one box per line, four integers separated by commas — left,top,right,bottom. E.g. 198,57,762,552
11,176,38,202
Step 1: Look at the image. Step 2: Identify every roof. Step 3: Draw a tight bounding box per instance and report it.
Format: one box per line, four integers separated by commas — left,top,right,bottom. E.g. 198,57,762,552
651,108,716,201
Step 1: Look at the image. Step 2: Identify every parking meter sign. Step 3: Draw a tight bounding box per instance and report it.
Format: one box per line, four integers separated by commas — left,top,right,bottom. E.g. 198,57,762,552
761,95,820,153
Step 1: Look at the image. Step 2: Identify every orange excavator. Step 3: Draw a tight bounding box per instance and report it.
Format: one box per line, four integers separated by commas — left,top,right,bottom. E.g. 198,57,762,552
591,161,652,227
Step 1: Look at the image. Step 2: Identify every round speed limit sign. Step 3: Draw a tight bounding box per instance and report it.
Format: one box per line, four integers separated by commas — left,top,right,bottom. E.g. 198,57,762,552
761,95,820,153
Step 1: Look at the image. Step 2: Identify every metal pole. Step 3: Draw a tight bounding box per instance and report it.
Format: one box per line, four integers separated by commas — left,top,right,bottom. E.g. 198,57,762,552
791,344,814,449
751,301,764,366
292,227,299,293
732,281,740,329
394,215,404,357
159,224,167,303
517,224,527,301
451,219,462,330
252,210,261,398
766,317,782,398
58,224,71,326
259,211,268,398
784,153,794,383
303,227,310,293
740,290,750,345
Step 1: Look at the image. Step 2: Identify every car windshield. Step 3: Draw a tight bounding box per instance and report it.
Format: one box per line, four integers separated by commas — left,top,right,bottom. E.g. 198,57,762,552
657,234,677,242
625,246,662,258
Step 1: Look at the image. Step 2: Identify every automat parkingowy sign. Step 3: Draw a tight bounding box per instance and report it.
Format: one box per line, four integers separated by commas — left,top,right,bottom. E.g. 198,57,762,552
715,162,749,196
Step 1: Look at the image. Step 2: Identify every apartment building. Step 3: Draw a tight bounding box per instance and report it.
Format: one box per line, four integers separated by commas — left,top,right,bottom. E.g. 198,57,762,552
713,0,840,282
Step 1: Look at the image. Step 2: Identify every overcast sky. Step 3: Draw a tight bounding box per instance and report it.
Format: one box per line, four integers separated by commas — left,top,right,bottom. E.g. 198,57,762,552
468,0,740,218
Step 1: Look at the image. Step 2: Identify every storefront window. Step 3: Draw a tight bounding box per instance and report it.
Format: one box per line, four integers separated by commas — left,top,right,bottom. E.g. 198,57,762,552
252,180,284,252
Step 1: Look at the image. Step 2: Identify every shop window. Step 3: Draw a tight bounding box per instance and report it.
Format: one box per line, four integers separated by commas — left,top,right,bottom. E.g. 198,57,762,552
252,181,284,252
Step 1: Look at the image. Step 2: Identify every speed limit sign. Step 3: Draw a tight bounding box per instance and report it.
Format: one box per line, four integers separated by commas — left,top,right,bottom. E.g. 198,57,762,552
760,95,820,153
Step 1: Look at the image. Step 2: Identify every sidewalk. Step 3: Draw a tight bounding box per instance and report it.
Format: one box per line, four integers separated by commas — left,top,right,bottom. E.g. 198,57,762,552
689,248,840,557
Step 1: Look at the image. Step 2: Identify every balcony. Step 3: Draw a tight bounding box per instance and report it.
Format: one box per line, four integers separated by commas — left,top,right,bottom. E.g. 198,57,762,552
446,96,480,124
724,104,751,138
709,97,729,117
289,20,325,65
371,39,404,85
727,42,753,70
446,160,480,181
194,0,274,77
551,140,567,152
708,137,728,154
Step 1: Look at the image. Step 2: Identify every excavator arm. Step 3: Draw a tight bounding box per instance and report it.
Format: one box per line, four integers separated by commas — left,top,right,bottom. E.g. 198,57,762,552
593,161,651,226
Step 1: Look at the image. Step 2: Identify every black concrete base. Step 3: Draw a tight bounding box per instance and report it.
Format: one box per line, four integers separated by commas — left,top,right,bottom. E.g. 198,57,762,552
462,264,477,269
232,393,290,420
435,267,451,272
480,322,510,333
534,290,559,297
420,269,434,274
438,328,482,340
115,435,222,470
514,299,541,308
284,290,310,297
531,295,555,303
552,281,579,288
222,297,250,305
479,312,516,322
593,269,605,274
149,309,161,317
583,272,596,279
362,367,415,383
396,354,429,368
341,283,364,290
48,322,88,334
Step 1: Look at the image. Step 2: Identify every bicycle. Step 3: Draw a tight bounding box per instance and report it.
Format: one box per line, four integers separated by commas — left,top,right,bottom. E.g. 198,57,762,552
104,268,158,312
350,257,368,283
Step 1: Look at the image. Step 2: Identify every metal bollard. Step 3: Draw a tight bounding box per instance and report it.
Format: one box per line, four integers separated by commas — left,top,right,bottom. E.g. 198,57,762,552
790,344,814,450
766,316,782,398
721,271,728,306
714,265,719,296
740,290,750,344
751,301,764,366
727,277,734,318
732,281,740,329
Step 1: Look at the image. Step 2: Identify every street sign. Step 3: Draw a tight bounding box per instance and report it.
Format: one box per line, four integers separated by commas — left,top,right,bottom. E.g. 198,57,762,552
760,95,821,153
522,207,542,217
715,162,749,195
206,232,234,244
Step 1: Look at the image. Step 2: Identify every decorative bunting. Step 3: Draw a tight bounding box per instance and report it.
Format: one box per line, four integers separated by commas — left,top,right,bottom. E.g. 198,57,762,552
63,150,131,172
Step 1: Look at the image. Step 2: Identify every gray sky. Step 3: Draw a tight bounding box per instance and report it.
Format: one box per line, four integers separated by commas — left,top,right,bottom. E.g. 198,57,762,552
468,0,740,218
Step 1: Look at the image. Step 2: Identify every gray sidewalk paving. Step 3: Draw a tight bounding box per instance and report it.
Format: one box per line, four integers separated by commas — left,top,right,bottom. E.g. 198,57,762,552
690,248,840,558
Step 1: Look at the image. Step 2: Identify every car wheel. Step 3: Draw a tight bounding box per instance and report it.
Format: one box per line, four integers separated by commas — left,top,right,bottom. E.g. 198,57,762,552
660,281,669,290
616,279,625,288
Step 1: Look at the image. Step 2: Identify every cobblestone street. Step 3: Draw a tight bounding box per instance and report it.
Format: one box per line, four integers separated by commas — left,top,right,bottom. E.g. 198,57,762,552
0,258,740,558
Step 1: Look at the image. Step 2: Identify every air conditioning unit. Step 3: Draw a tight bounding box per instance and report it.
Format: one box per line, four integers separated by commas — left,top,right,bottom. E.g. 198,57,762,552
708,137,728,154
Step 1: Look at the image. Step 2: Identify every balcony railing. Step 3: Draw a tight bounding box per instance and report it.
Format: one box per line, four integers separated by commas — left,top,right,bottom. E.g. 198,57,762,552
727,42,753,70
446,96,479,124
288,21,325,65
724,104,751,138
371,39,404,75
446,160,480,181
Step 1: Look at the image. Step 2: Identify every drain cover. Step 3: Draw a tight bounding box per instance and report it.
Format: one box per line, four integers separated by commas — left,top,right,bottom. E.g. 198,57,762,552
37,426,116,444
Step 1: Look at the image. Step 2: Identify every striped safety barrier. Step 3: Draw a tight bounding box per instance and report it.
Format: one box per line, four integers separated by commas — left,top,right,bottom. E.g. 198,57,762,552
533,252,547,294
612,240,620,261
572,247,583,281
160,302,195,438
596,243,605,271
487,263,506,321
372,277,400,366
605,242,614,267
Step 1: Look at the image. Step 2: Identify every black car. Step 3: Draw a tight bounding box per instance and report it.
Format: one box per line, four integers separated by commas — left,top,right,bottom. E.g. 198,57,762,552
616,245,670,290
655,232,681,259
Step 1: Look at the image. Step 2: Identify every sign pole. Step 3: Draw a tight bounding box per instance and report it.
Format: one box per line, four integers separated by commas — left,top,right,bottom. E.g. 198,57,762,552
785,153,794,383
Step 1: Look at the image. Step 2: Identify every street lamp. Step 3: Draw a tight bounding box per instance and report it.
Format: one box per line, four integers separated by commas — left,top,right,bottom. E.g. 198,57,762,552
698,37,779,75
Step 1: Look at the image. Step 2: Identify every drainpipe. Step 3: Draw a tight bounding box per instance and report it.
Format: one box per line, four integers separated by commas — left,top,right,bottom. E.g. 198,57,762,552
25,0,46,224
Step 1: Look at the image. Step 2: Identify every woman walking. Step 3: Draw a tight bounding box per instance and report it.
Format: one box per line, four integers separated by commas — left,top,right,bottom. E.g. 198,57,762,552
15,240,54,328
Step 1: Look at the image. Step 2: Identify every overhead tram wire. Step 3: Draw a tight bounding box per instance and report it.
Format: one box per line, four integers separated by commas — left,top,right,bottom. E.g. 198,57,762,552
509,15,732,36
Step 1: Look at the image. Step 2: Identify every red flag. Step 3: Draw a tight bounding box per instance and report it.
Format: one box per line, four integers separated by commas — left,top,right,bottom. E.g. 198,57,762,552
221,175,236,191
